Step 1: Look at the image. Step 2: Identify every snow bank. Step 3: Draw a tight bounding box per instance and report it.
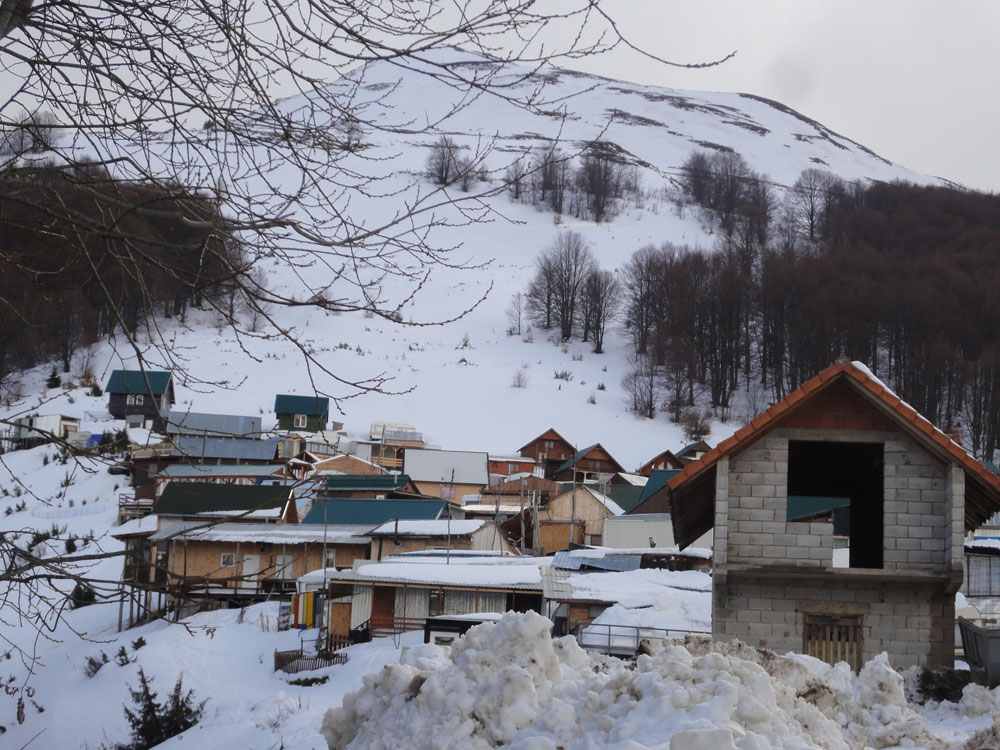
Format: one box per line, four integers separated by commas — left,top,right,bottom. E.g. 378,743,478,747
321,612,974,750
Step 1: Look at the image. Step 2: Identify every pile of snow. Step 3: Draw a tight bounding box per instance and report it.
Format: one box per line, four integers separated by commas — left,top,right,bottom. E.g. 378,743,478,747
321,611,1000,750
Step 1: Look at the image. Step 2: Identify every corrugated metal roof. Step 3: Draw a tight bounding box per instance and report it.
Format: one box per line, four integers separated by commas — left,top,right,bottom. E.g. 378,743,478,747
551,550,641,572
158,463,285,478
301,498,446,526
154,483,292,516
324,474,411,492
149,521,369,545
105,370,172,396
274,394,329,416
165,436,279,461
404,448,488,485
604,484,645,513
636,469,681,507
166,411,262,438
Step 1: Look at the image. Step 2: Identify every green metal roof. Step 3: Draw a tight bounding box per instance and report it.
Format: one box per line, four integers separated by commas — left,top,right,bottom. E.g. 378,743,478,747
301,498,445,526
676,440,709,458
273,394,329,416
324,474,412,492
154,483,291,516
604,484,645,513
786,495,850,522
554,444,599,475
636,469,681,507
105,370,173,396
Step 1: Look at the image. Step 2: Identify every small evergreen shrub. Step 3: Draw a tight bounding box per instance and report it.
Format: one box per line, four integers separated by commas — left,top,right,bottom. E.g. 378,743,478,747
46,367,61,389
116,669,205,750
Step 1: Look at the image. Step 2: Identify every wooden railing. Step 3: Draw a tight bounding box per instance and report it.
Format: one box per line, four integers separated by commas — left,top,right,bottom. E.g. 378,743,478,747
118,493,153,519
370,615,426,639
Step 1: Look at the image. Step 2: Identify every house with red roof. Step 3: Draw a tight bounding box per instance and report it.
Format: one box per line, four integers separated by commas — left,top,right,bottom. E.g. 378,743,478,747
632,357,1000,671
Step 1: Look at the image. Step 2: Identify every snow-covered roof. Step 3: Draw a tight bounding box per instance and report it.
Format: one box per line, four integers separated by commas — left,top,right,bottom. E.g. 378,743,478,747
554,568,712,606
110,515,160,538
367,519,488,536
584,487,625,516
301,554,548,589
149,521,370,545
615,473,648,487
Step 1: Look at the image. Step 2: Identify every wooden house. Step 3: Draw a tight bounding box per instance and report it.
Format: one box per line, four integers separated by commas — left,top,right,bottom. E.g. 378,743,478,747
503,485,625,553
367,519,514,560
147,523,370,603
274,394,329,432
634,359,1000,670
105,369,175,431
519,428,576,479
298,554,544,641
404,448,489,503
551,443,625,485
487,455,537,481
129,436,280,489
8,414,80,450
637,448,685,476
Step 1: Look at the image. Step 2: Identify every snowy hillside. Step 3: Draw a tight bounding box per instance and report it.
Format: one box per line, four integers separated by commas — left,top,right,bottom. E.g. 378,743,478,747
0,50,977,748
1,49,939,469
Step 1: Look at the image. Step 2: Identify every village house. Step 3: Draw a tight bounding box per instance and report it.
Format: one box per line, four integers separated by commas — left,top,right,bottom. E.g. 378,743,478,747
503,484,625,553
147,523,370,604
6,413,80,451
634,359,1000,670
551,443,625,485
403,448,489,503
637,448,685,476
366,519,514,560
152,463,287,498
153,482,298,524
105,369,175,431
298,553,545,642
274,394,329,432
487,454,538,483
518,428,576,479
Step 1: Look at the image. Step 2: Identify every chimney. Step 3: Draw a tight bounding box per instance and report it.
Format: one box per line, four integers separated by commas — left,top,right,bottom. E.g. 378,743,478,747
946,429,963,448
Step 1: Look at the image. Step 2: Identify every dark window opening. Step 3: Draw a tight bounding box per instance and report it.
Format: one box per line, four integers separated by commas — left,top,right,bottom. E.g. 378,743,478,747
787,440,884,569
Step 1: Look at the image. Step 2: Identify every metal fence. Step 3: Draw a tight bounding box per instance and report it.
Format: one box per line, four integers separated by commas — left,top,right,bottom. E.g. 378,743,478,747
577,623,710,655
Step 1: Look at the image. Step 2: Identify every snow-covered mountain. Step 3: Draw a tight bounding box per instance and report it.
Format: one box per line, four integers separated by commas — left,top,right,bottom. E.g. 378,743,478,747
1,50,938,471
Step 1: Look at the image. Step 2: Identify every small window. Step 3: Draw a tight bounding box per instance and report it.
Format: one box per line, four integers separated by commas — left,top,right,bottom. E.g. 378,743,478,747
324,549,338,569
293,414,308,428
429,589,444,617
220,553,236,567
126,394,144,406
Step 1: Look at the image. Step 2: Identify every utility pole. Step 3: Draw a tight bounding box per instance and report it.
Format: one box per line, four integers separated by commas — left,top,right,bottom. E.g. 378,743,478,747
446,469,454,564
519,478,525,555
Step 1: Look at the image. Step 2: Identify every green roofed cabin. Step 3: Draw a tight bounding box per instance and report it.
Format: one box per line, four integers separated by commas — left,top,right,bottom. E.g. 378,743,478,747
105,370,175,432
301,497,447,526
274,394,329,432
153,483,297,523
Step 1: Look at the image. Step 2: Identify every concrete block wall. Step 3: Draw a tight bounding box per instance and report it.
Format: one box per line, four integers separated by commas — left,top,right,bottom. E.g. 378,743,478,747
723,427,952,571
716,577,956,669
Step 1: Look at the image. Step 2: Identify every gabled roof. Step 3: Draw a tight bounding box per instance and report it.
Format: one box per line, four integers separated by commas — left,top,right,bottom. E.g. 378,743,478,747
676,440,711,459
154,483,293,517
603,483,645,513
554,443,626,476
301,498,446,526
637,360,1000,546
324,474,414,492
274,394,329,416
636,469,681,506
518,427,574,453
637,449,684,474
105,369,173,396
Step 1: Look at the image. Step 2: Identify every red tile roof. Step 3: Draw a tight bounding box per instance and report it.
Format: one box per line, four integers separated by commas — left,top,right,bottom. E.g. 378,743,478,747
666,360,1000,497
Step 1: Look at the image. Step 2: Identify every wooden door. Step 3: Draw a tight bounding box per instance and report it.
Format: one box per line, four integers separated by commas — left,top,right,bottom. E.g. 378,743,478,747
242,554,260,584
328,602,352,639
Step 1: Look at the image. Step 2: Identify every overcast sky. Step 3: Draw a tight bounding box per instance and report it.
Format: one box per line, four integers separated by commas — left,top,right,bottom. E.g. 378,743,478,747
564,1,999,193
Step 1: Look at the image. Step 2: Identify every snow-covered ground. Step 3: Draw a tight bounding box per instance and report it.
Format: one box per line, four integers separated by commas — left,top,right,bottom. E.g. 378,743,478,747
0,51,979,748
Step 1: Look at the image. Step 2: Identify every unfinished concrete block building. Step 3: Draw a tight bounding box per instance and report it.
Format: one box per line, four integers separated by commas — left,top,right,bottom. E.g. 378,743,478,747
634,358,1000,670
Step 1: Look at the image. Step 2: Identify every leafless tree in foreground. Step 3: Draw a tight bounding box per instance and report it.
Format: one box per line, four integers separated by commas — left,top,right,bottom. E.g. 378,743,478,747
0,0,734,708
